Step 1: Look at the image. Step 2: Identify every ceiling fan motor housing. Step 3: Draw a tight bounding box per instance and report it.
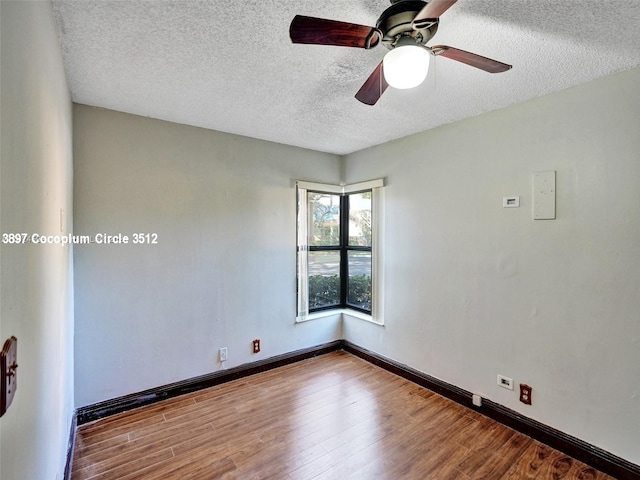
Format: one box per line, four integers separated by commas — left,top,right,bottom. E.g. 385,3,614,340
378,0,438,49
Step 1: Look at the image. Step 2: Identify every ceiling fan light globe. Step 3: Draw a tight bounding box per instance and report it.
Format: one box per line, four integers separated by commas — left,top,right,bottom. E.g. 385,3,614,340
383,44,430,89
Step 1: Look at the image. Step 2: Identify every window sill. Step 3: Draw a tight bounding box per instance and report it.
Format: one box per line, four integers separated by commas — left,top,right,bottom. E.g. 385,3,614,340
296,308,383,326
341,309,383,326
296,310,340,323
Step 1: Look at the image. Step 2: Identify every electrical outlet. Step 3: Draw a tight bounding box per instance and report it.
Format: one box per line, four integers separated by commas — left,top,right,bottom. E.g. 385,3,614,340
252,339,260,354
497,374,514,390
219,347,227,362
472,394,482,407
520,384,532,405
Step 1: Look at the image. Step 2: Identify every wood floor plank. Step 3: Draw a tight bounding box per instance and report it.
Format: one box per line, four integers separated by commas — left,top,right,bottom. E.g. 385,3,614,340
502,440,566,479
77,394,196,440
71,351,617,480
566,460,616,480
456,423,518,475
72,432,130,460
471,428,533,479
72,423,214,473
286,413,398,479
130,450,237,480
231,388,404,479
74,447,173,480
78,413,167,446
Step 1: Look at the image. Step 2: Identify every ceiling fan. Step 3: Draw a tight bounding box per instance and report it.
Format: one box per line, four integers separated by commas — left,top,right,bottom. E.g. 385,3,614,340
289,0,512,105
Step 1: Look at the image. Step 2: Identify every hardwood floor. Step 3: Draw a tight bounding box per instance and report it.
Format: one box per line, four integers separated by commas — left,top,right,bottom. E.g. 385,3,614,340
71,351,615,479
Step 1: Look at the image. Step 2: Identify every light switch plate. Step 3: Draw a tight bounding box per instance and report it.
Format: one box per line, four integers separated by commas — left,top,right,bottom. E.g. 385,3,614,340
497,374,514,390
503,196,520,208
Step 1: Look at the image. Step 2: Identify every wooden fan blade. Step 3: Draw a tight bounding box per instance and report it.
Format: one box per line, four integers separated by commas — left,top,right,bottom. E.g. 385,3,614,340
355,62,389,106
290,15,381,49
431,45,512,73
413,0,458,28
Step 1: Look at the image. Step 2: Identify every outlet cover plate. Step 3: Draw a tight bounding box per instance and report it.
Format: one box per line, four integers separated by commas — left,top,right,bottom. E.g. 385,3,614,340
520,384,532,405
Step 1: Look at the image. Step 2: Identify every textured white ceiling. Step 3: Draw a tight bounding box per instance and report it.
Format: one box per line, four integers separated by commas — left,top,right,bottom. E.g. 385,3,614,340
52,0,640,155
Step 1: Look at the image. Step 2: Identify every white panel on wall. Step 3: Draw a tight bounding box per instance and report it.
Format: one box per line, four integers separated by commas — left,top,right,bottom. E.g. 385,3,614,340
533,170,556,220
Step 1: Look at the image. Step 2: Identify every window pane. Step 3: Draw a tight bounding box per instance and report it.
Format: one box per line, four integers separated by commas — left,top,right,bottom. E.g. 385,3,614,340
308,192,340,246
308,251,340,308
348,192,372,246
347,251,371,311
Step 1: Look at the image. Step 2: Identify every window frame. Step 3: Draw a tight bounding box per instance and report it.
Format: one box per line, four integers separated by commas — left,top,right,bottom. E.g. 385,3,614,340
342,191,373,313
307,191,343,312
296,179,384,324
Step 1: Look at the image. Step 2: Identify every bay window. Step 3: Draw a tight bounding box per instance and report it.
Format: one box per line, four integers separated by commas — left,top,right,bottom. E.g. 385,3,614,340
296,179,384,323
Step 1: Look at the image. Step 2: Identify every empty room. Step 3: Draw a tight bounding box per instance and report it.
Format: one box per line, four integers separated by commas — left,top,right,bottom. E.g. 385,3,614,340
1,1,639,479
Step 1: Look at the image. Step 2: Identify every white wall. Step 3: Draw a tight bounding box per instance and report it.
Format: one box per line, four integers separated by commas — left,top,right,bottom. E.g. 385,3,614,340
343,67,640,464
73,105,343,407
0,2,75,480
